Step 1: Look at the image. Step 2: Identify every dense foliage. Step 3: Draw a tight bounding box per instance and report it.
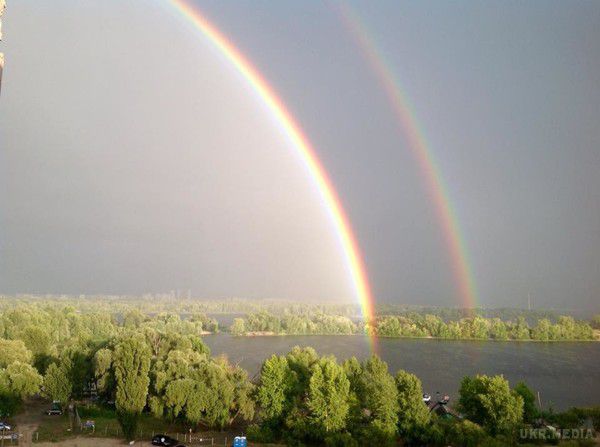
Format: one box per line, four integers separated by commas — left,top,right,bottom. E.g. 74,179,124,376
234,311,595,341
0,298,597,446
0,301,246,436
457,374,524,435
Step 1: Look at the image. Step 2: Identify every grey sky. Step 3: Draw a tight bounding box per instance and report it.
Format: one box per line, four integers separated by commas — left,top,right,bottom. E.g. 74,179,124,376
1,1,598,310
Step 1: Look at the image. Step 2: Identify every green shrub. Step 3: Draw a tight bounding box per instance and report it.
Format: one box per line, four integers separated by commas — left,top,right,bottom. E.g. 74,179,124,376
78,404,117,419
0,393,21,418
246,424,275,443
116,411,139,441
324,432,359,447
444,420,488,447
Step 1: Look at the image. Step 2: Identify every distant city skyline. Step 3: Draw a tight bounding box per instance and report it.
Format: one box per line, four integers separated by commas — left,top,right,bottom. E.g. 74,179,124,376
1,1,599,311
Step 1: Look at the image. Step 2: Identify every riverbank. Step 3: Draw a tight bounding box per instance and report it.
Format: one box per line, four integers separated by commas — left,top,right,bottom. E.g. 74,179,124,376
229,312,597,343
203,333,600,410
231,332,599,342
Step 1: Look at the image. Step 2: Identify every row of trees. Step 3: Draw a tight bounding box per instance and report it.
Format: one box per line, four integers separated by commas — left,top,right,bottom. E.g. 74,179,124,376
231,311,596,341
0,295,360,320
100,333,254,437
374,314,594,341
249,346,536,446
6,294,588,323
230,312,357,336
250,347,431,445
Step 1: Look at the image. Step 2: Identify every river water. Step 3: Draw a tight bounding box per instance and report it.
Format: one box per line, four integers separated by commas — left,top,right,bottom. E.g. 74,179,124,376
203,334,600,410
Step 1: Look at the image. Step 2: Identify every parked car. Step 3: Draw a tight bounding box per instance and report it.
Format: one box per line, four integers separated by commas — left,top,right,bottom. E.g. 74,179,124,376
0,421,11,431
151,434,179,446
45,402,63,415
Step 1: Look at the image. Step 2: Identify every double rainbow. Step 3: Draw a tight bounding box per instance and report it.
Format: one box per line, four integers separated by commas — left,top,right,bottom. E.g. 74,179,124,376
166,1,377,330
165,1,478,336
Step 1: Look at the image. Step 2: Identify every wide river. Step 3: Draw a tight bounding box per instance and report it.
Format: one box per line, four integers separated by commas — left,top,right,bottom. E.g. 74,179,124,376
203,334,599,410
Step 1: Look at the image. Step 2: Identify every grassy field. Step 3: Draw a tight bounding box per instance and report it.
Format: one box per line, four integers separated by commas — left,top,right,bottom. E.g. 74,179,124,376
31,403,270,446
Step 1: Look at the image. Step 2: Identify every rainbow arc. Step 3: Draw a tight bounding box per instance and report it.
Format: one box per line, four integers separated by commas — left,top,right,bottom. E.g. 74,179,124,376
163,1,478,348
166,1,377,345
337,4,479,309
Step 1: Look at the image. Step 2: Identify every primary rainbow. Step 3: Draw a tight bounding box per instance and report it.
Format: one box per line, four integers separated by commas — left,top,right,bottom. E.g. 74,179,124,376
337,4,478,309
165,1,377,337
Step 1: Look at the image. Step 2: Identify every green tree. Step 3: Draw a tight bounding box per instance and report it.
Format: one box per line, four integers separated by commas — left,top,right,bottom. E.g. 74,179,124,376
93,348,113,396
557,316,576,339
256,355,296,420
342,357,362,391
20,325,54,357
187,334,211,355
230,318,246,336
113,336,151,439
246,312,281,333
286,346,319,392
458,374,523,435
149,349,205,419
183,360,246,428
0,339,33,367
229,366,255,425
473,316,491,339
420,314,446,337
447,321,462,339
531,319,552,341
513,382,538,423
489,318,509,340
395,370,430,440
149,350,253,429
441,420,489,447
62,346,91,398
359,356,399,438
0,361,43,399
509,317,531,340
306,357,350,433
43,362,72,403
574,321,594,340
123,309,146,328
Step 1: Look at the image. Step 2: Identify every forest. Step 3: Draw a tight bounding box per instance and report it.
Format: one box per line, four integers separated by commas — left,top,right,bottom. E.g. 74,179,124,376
0,297,598,446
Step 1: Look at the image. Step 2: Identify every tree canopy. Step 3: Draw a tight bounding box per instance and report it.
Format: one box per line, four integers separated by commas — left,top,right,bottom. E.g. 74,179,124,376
458,374,524,435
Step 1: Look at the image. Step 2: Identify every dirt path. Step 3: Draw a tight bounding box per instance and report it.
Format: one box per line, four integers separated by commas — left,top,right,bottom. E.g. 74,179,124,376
11,399,48,446
14,424,34,446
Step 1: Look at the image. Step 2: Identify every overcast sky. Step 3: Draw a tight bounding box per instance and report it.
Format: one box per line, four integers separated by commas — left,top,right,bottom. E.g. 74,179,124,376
1,0,598,310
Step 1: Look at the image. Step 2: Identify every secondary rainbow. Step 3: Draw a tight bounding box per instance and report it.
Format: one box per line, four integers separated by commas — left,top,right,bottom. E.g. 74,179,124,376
337,4,478,309
165,1,377,332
